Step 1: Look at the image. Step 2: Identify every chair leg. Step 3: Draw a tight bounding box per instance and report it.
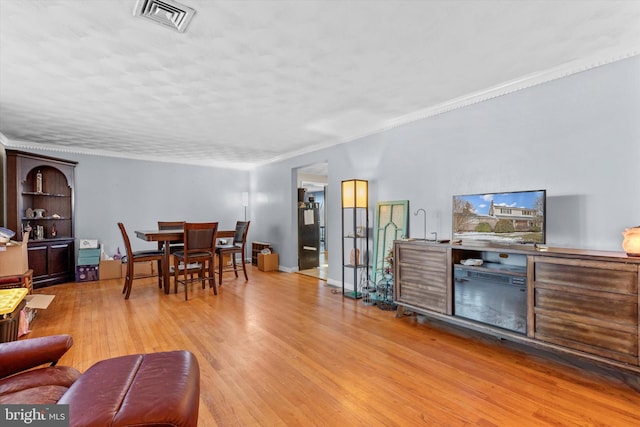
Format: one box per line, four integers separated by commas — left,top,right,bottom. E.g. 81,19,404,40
122,273,128,294
218,252,223,285
209,258,217,295
173,258,179,294
184,271,189,301
157,260,163,289
124,261,134,299
232,254,239,278
241,257,248,281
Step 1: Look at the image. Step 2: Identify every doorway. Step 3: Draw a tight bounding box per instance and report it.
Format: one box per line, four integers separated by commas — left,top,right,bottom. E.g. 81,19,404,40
296,162,328,280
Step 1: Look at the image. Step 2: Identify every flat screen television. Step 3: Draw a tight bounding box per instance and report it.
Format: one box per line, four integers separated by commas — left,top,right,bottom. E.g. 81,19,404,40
452,189,546,244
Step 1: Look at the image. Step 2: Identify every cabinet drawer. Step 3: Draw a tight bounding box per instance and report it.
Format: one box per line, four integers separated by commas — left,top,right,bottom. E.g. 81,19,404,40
396,279,447,313
535,313,638,364
395,246,448,313
535,286,637,326
397,246,447,267
534,258,638,294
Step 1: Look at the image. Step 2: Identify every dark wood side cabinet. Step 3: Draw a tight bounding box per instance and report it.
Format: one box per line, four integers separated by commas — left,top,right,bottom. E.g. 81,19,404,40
6,150,77,288
394,240,640,374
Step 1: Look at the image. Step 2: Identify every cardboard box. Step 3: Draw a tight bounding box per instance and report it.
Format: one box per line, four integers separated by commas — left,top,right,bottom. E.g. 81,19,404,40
121,261,155,278
77,256,100,266
76,265,99,282
258,253,279,272
0,234,29,277
79,239,99,249
99,259,122,280
78,248,100,257
23,294,55,327
78,248,100,266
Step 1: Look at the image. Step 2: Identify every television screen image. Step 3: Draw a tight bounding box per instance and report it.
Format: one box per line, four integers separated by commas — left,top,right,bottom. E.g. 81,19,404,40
453,189,546,244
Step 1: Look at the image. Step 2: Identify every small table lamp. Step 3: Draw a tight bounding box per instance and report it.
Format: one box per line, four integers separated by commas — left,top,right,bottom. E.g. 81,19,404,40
622,226,640,256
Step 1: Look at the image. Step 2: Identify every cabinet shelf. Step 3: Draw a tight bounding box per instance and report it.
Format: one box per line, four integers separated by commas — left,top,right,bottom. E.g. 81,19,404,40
454,263,527,277
22,192,70,197
28,237,74,243
21,216,71,221
343,263,368,269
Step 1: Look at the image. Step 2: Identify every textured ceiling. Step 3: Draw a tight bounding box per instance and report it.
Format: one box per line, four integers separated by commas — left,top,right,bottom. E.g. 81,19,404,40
1,1,639,169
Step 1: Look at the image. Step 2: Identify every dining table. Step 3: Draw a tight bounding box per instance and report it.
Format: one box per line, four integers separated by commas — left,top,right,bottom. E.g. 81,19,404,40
134,229,183,294
134,228,236,294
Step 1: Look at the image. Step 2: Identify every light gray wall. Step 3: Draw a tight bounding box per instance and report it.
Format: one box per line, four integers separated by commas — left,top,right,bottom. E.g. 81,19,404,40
3,150,250,257
252,56,640,284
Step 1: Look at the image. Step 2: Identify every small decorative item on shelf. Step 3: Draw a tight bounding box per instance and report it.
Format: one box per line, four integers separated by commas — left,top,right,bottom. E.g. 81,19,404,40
51,223,57,237
35,170,43,193
25,208,34,219
349,248,360,266
35,225,44,240
33,209,46,219
23,222,33,239
622,226,640,257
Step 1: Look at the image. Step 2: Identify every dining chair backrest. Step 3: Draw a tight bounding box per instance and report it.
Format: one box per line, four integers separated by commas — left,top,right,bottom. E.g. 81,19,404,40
184,222,218,254
117,222,133,259
233,221,250,246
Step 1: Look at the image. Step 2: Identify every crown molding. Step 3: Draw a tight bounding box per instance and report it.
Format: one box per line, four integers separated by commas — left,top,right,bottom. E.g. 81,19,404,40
0,139,254,170
259,47,640,167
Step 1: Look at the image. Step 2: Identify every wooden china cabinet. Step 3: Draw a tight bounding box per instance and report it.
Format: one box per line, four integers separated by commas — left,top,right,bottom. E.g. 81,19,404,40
6,150,77,288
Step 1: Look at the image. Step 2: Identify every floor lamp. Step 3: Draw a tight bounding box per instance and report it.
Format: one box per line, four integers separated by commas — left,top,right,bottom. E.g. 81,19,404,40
242,192,249,221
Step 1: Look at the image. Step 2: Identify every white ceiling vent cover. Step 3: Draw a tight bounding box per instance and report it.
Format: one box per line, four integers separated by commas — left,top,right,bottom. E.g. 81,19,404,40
134,0,196,33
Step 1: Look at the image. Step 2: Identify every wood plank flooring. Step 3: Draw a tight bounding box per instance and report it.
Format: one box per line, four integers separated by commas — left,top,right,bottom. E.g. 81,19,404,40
25,267,640,426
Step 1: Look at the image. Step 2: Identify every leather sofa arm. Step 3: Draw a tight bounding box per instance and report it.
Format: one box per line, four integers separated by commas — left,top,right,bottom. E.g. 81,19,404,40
0,334,74,379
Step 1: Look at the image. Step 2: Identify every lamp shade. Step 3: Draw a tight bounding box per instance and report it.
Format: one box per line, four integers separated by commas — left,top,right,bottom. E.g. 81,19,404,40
342,179,368,208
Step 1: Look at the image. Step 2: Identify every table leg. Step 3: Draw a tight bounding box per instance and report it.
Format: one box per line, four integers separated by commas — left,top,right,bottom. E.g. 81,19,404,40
164,242,171,294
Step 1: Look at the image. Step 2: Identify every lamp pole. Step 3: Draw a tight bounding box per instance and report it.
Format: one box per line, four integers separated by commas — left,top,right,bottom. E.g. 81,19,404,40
242,192,249,221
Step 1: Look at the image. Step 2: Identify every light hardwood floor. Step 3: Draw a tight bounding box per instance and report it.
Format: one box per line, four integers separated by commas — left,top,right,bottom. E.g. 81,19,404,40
25,266,640,426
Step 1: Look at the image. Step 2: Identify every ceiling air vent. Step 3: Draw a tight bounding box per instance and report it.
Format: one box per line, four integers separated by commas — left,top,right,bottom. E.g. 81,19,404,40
133,0,196,33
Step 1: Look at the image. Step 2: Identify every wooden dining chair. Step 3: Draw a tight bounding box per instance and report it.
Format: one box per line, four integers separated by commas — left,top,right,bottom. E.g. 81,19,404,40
117,222,165,300
173,222,218,300
216,221,250,284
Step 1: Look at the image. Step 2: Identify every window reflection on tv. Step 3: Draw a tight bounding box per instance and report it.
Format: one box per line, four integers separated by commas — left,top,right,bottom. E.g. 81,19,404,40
452,190,546,244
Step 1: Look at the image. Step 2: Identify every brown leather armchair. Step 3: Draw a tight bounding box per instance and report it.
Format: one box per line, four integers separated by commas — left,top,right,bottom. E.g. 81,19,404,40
0,334,80,404
0,335,200,426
